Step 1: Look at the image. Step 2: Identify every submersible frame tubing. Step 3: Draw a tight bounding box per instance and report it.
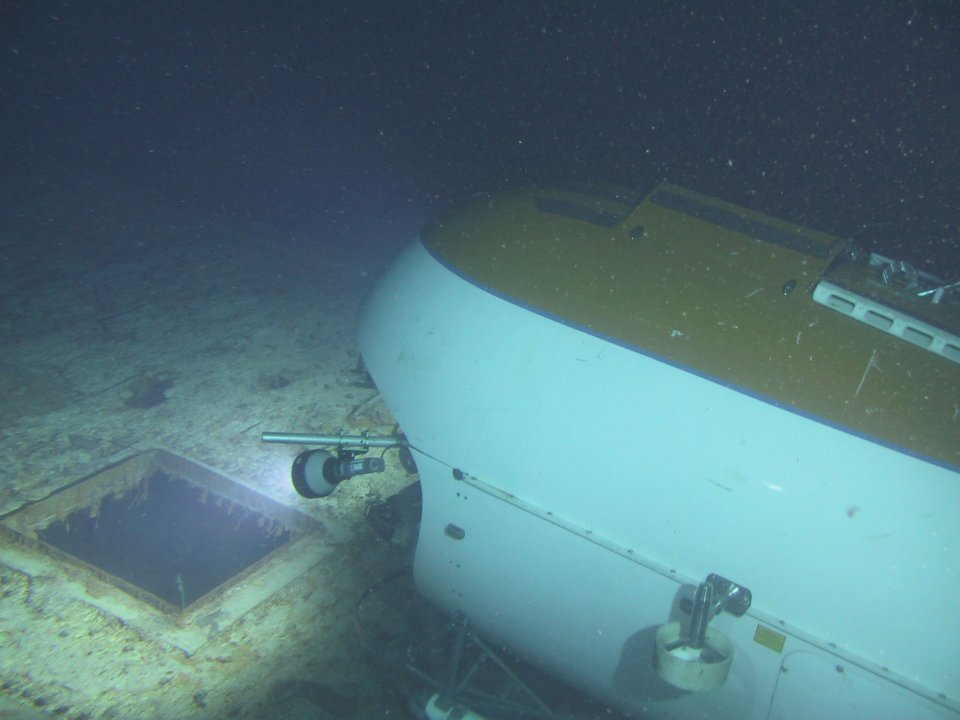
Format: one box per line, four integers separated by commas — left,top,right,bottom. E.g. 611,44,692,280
260,431,408,449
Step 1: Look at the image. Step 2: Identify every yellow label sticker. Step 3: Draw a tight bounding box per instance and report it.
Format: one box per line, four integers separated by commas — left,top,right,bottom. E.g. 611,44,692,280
754,625,786,653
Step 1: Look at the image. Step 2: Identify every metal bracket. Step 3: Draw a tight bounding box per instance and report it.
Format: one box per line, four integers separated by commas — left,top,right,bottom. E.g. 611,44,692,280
679,573,751,619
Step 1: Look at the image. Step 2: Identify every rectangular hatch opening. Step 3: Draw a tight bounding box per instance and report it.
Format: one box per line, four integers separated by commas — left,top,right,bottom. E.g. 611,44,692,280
1,449,315,616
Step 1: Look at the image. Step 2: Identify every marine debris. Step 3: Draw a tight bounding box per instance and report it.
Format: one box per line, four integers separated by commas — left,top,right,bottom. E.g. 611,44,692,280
124,374,174,409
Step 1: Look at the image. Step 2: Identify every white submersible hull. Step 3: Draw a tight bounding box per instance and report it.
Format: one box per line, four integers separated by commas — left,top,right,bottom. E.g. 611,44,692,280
358,183,960,719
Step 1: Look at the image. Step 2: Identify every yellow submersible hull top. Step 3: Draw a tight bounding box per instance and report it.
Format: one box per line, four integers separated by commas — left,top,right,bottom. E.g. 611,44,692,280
423,182,959,470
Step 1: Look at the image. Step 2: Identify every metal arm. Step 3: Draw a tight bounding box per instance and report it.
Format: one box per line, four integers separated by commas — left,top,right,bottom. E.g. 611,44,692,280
261,430,413,498
260,431,408,450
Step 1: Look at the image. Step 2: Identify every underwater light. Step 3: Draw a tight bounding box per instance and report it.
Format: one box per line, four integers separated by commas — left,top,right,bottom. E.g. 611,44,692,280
261,431,410,498
291,448,384,498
